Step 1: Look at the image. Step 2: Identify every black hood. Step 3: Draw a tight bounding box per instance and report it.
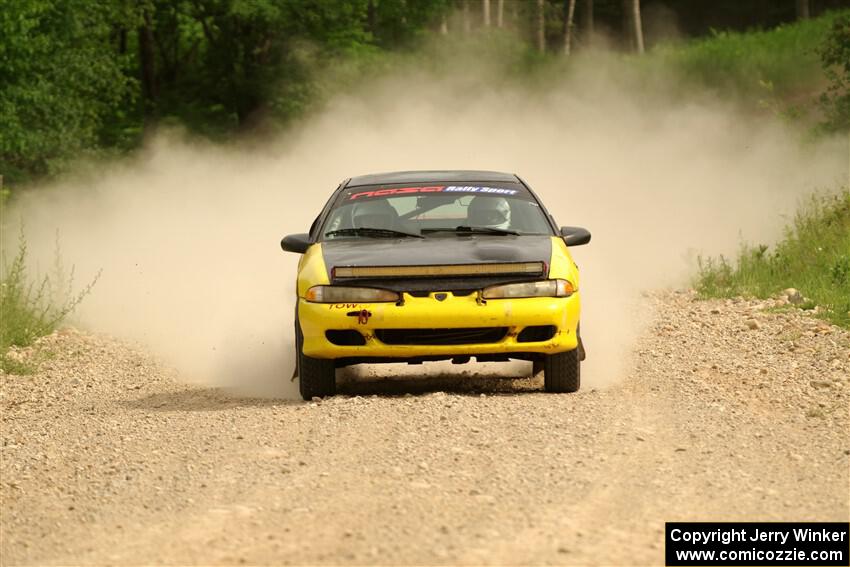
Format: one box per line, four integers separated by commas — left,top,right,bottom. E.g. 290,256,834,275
321,235,552,292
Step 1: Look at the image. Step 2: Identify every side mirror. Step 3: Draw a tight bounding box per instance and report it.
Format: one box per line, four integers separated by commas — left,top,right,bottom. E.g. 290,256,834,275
280,233,311,254
560,226,591,247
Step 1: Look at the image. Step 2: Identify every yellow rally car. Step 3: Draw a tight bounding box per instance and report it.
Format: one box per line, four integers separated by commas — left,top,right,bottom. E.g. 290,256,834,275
281,170,590,400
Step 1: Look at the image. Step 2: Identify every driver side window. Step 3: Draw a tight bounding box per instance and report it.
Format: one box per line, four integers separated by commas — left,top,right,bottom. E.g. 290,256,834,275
323,205,352,235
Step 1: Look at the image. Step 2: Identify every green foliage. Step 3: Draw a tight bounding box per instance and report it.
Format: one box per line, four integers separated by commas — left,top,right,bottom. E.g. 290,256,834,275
818,12,850,132
0,229,100,373
695,190,850,329
1,2,846,188
0,0,138,184
125,0,453,133
0,0,454,184
166,0,368,126
649,10,845,105
634,10,850,129
363,0,450,48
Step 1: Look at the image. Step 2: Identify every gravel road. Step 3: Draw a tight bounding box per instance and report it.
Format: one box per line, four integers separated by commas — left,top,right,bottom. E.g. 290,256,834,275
2,291,848,565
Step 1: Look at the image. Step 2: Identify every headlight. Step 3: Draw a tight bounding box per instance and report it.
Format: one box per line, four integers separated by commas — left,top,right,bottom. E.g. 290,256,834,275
482,279,575,299
305,285,400,303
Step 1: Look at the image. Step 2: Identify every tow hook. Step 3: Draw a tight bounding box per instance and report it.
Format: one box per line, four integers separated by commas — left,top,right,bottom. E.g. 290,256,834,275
476,290,487,306
347,309,372,324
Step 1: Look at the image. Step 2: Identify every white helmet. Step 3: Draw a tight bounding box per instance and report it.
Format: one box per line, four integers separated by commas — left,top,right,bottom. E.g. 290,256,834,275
467,196,511,229
352,199,397,229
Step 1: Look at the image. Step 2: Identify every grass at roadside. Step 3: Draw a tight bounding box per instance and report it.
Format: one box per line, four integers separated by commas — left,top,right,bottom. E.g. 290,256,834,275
0,230,99,373
647,10,848,121
658,11,841,92
695,189,850,329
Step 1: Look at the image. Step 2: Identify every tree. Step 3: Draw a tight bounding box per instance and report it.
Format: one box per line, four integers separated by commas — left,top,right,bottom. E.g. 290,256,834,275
0,0,135,183
138,4,157,124
144,0,387,129
483,0,490,26
496,0,504,28
536,0,546,52
583,0,594,39
622,0,644,53
796,0,810,20
359,0,448,47
632,0,645,53
819,13,850,132
0,0,457,186
563,0,577,55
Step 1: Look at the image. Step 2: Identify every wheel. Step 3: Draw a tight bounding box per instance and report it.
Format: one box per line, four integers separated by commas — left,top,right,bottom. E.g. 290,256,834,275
295,321,336,400
543,348,580,393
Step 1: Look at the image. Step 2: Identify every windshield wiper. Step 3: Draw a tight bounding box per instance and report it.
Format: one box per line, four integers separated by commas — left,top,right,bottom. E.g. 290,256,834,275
325,227,424,239
422,226,520,236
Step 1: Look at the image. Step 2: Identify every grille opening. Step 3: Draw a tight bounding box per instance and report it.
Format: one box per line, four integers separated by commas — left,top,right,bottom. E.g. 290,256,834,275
405,289,477,298
326,330,366,346
450,289,476,296
517,325,557,343
376,327,507,345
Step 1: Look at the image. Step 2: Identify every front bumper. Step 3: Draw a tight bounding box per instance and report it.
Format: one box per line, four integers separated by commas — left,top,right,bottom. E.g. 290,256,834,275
298,291,580,359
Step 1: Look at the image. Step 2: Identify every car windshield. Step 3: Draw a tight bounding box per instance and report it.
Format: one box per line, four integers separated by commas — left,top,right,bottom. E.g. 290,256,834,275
321,183,554,239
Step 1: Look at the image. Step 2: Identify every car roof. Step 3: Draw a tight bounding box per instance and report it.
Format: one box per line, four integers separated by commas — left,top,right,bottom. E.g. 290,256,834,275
344,170,520,188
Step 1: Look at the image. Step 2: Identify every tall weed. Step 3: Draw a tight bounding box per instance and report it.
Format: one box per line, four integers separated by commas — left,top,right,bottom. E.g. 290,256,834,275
696,189,850,328
1,229,100,372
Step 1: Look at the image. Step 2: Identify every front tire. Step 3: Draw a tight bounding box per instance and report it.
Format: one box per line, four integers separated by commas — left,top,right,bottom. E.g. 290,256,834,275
543,348,580,393
296,322,336,400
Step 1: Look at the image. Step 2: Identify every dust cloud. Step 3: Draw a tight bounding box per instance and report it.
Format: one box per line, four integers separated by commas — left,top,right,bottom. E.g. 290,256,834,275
6,50,847,397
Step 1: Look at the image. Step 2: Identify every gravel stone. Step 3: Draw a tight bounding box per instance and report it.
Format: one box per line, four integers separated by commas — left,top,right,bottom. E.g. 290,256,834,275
1,294,848,565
